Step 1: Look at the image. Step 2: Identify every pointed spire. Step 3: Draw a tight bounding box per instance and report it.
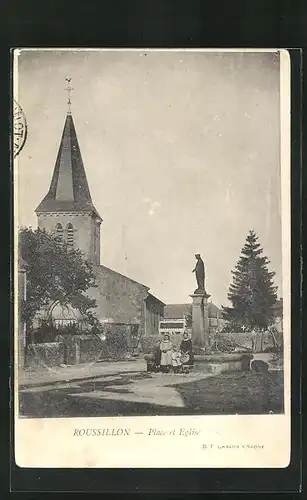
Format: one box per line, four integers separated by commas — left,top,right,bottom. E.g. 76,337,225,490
36,112,102,220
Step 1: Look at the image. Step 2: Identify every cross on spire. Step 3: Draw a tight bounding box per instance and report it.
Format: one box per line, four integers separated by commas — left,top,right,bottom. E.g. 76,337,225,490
65,78,74,114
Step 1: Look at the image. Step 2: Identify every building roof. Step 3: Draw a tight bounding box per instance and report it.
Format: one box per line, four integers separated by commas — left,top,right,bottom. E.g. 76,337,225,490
97,265,165,305
35,113,101,220
164,304,191,319
146,292,166,307
97,264,150,290
165,302,221,319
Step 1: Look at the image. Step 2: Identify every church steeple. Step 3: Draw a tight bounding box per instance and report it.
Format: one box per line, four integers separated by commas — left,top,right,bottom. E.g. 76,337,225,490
35,113,101,219
36,84,102,265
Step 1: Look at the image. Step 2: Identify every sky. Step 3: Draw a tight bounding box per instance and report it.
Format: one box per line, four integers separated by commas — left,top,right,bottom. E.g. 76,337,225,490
16,49,283,307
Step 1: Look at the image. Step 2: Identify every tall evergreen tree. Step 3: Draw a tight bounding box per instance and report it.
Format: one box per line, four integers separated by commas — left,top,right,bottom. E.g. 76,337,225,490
222,230,278,329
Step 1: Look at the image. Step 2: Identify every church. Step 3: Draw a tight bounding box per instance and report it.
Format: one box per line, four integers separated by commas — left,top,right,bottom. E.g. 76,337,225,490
34,103,165,340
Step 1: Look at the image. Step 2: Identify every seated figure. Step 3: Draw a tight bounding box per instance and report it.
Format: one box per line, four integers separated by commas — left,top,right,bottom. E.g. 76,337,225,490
172,347,183,374
180,332,194,372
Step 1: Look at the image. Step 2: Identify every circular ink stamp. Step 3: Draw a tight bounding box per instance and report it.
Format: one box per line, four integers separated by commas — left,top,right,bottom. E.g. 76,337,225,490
13,100,27,157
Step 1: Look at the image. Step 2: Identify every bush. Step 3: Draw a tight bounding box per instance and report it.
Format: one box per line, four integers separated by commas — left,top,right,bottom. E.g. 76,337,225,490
211,335,237,353
140,335,161,354
80,336,108,363
105,330,128,359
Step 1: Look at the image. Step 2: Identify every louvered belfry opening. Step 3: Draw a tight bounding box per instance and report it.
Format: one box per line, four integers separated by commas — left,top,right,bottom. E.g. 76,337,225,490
55,222,64,242
66,222,74,249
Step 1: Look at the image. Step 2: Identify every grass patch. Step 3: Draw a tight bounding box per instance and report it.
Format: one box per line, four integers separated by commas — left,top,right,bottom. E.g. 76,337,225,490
175,370,284,414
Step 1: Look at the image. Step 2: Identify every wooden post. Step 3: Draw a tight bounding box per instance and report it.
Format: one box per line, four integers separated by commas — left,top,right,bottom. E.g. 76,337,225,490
270,330,278,350
260,330,265,352
75,339,80,364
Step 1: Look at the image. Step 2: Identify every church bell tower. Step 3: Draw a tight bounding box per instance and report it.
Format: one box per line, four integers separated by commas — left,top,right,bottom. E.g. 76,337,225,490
35,80,102,265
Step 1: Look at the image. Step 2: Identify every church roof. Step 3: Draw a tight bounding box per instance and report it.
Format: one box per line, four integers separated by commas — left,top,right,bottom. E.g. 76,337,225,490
146,292,166,306
35,113,101,220
98,264,150,290
96,264,165,305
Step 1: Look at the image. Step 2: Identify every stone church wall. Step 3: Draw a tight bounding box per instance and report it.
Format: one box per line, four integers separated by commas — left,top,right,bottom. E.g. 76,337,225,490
37,211,100,263
90,265,149,337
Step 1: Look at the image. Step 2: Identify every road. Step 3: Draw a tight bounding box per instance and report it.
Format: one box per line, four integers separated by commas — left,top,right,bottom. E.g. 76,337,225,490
18,369,284,418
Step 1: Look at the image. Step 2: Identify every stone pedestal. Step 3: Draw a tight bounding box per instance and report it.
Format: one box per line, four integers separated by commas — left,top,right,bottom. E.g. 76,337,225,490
190,291,211,349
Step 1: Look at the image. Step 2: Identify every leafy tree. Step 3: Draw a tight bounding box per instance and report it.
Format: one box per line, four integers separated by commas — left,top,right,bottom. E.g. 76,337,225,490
19,227,97,328
222,230,278,329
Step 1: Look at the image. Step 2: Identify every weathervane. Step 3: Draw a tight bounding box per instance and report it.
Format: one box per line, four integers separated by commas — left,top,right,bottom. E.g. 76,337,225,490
65,77,74,114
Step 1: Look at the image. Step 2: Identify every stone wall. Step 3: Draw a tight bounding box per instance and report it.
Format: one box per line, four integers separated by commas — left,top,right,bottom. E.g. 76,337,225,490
26,342,65,368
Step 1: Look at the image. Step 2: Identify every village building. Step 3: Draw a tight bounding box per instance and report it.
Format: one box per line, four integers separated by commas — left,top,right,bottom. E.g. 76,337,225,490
34,107,165,340
161,302,224,339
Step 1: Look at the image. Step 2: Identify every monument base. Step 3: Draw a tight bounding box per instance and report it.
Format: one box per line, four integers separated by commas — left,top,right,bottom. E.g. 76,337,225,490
190,291,211,350
193,353,253,374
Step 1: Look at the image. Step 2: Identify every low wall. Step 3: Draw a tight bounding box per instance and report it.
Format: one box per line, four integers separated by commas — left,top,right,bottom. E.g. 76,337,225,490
26,342,65,368
26,337,109,367
57,334,109,364
218,331,283,352
57,332,129,364
194,353,253,375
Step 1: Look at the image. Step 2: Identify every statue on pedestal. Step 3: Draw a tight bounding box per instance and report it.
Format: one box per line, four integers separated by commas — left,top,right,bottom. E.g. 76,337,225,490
192,253,206,294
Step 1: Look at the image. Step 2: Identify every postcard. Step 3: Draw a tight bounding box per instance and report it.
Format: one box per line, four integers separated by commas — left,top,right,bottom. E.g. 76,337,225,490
14,48,290,468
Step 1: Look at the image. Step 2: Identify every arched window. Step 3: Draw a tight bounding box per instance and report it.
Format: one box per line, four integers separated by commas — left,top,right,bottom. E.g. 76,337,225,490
55,223,63,242
66,223,74,249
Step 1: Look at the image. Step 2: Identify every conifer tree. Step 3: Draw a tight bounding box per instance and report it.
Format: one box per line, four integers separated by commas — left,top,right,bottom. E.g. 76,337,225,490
222,230,278,329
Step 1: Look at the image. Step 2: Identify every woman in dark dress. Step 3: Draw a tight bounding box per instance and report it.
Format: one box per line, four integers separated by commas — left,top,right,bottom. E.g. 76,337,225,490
180,332,194,368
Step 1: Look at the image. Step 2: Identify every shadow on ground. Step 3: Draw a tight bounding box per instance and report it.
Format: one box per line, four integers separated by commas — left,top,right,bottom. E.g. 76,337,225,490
19,370,284,418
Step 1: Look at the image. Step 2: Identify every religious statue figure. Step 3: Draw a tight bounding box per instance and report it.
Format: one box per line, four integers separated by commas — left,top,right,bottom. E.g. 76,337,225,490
192,254,205,293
